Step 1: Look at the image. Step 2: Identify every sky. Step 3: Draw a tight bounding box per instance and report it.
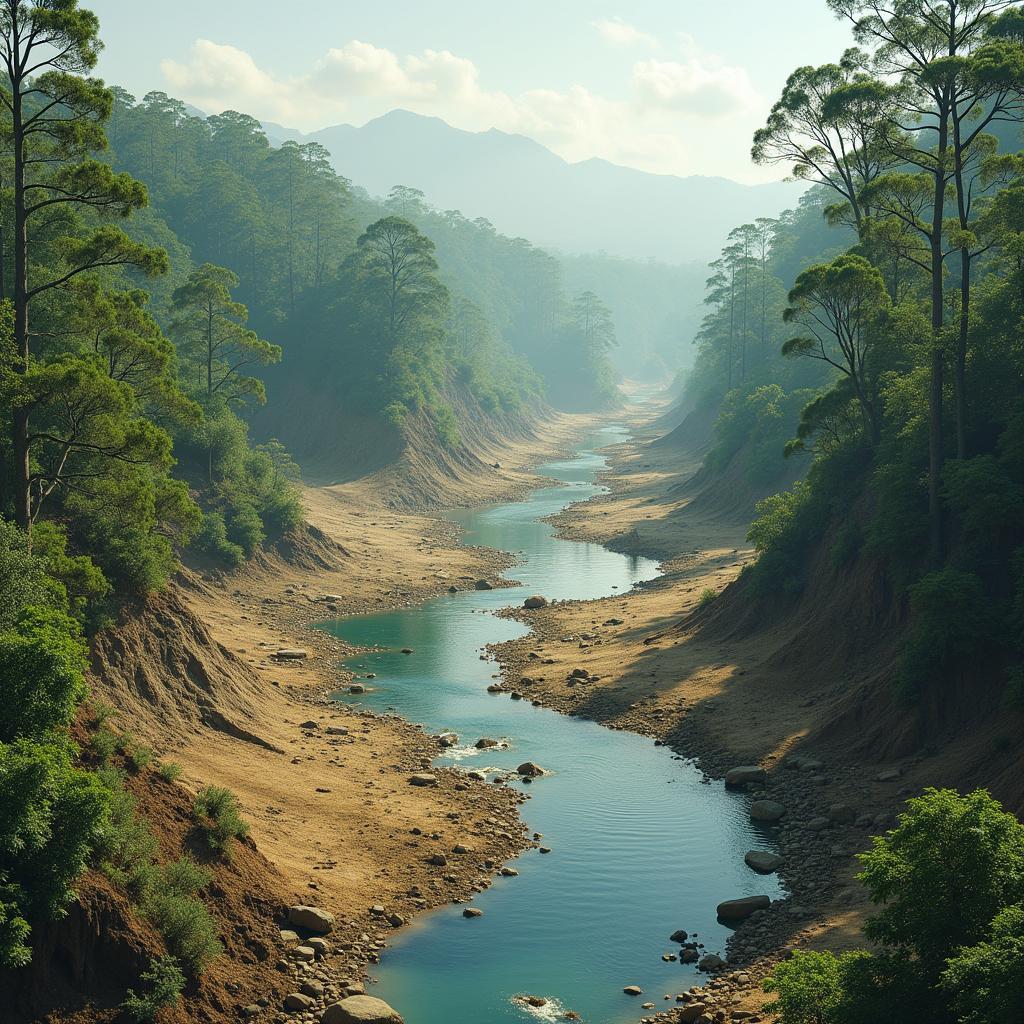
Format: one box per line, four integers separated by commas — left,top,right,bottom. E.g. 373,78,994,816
85,0,854,184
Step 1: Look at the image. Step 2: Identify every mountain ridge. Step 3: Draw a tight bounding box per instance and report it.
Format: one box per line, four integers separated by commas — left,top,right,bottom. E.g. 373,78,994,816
262,109,802,263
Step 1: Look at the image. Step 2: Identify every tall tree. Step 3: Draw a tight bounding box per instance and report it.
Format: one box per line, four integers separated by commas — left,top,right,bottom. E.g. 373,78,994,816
0,0,167,533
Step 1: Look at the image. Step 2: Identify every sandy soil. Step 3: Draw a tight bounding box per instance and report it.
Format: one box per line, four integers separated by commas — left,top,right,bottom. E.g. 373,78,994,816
84,409,597,1020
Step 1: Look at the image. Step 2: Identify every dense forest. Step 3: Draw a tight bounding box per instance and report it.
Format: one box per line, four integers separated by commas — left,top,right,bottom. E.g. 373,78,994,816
673,2,1024,1020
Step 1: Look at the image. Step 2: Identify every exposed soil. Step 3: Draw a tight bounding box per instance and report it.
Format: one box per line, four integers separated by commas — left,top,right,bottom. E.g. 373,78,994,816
26,403,593,1023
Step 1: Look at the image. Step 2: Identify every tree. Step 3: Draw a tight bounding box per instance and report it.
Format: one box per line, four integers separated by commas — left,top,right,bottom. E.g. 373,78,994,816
783,253,891,442
753,50,897,234
858,788,1024,979
170,263,280,409
0,0,168,533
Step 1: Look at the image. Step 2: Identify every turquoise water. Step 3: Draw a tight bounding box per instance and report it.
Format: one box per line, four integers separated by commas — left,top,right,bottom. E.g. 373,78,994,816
318,425,781,1024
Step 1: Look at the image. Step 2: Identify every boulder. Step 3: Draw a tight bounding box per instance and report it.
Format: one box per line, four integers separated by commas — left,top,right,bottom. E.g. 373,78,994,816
321,995,405,1024
348,684,365,695
438,733,459,747
716,895,771,921
725,765,767,787
698,953,726,971
475,737,499,749
299,720,319,730
524,595,548,609
288,906,335,934
516,761,546,777
408,774,438,787
326,726,349,736
744,850,783,874
828,803,856,825
474,579,493,591
462,907,483,918
750,800,786,822
806,816,831,832
669,929,688,943
286,992,316,1011
623,986,643,996
274,649,308,660
876,768,902,782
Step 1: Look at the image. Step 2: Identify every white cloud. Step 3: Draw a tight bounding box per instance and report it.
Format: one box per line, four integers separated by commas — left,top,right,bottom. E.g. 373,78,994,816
591,17,657,48
159,36,768,180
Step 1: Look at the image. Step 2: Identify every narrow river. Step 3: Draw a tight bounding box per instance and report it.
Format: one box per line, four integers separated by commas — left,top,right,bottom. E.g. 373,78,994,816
317,423,782,1024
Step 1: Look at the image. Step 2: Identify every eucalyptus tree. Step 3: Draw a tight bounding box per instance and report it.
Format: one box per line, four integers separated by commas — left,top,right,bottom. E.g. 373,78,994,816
0,0,168,533
828,0,1024,555
782,253,892,443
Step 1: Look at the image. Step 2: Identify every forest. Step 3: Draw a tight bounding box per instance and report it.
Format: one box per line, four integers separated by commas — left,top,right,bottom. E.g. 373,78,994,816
2,2,1024,1024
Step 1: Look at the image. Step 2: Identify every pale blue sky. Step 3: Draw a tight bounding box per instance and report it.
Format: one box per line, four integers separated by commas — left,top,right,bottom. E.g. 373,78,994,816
86,1,853,182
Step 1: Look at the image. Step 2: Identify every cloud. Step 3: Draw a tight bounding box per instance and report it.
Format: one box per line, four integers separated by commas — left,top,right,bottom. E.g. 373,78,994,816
159,37,767,179
591,17,657,48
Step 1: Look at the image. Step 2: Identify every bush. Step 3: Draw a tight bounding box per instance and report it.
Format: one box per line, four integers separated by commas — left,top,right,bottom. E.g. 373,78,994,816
143,859,221,975
157,761,182,782
0,606,88,742
942,903,1024,1024
763,949,845,1023
193,511,244,569
30,521,110,624
0,738,112,968
0,519,63,629
859,788,1024,976
96,779,159,902
698,588,718,608
89,726,118,764
896,569,992,699
193,785,249,853
116,731,153,772
121,955,186,1022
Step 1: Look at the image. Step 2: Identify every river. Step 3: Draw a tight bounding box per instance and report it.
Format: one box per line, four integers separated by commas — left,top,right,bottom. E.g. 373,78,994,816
317,422,782,1024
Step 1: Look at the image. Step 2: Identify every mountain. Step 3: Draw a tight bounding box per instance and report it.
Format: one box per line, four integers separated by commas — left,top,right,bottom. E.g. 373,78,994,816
262,110,802,264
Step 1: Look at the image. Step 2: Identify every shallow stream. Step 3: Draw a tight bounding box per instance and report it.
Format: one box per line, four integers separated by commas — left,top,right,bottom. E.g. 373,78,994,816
318,423,781,1024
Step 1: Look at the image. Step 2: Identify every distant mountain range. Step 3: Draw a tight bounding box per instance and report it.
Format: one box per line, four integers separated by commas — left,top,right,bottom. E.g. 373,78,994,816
263,110,802,264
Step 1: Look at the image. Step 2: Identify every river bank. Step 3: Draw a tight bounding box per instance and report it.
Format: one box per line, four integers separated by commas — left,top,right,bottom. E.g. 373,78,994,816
489,397,913,1021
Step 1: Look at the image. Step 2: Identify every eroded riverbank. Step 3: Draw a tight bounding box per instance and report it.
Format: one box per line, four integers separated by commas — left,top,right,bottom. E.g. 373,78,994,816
315,423,784,1024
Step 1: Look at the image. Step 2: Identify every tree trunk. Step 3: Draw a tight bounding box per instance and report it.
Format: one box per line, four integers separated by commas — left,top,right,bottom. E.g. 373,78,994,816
11,77,31,533
955,248,969,460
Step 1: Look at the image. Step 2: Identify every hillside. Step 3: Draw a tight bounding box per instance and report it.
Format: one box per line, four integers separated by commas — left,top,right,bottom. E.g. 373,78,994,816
263,110,801,264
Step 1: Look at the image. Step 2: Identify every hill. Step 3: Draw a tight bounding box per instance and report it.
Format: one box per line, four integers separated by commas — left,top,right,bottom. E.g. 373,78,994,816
263,109,802,264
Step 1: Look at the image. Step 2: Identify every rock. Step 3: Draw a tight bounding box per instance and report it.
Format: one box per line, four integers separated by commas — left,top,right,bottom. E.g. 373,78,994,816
474,579,493,591
750,800,786,822
291,945,316,961
299,720,319,730
409,774,438,787
278,929,300,945
400,648,413,655
428,854,448,866
321,995,404,1024
725,765,767,787
828,803,856,825
486,684,503,693
523,595,548,609
745,850,783,874
698,953,726,971
669,929,688,943
306,937,331,955
623,985,643,996
438,733,459,747
349,684,365,694
326,726,349,735
274,649,308,660
500,867,519,876
516,761,546,777
288,906,335,934
680,948,699,963
678,1007,709,1023
521,996,547,1008
285,993,316,1011
462,907,483,918
475,737,499,749
716,895,771,921
302,980,326,998
241,1006,261,1018
806,816,831,832
876,768,902,781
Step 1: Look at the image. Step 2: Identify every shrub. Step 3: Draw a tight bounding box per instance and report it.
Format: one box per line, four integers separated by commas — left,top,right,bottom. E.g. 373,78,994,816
96,779,159,902
896,569,992,699
157,761,183,782
858,788,1024,977
0,738,112,968
942,904,1024,1024
0,607,88,742
193,511,244,569
116,732,153,772
143,859,221,975
763,949,845,1023
193,785,249,853
121,955,186,1022
0,519,62,629
698,588,718,608
90,726,118,764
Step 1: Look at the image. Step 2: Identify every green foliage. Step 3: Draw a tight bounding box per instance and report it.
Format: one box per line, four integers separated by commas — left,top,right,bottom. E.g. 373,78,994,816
897,570,992,699
763,949,884,1024
0,607,88,743
193,511,244,569
859,789,1024,973
143,859,221,975
0,737,112,968
157,761,182,782
30,522,110,623
192,785,249,854
0,519,63,629
698,588,718,608
121,955,186,1023
942,904,1024,1024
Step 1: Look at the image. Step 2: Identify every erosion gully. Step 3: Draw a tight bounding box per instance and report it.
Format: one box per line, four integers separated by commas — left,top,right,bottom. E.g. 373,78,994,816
317,417,782,1024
